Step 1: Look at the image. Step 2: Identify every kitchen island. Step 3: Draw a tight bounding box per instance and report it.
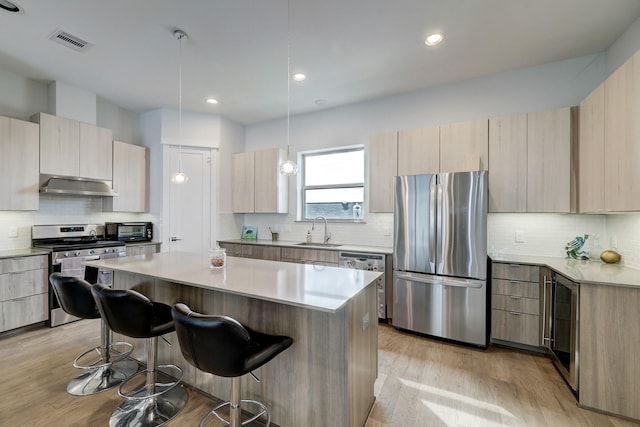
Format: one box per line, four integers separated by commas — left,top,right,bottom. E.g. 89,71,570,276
86,251,382,427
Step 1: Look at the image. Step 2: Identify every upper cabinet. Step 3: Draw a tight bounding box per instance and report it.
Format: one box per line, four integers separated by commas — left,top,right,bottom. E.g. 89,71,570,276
578,83,605,213
526,107,576,213
79,122,113,180
488,107,576,213
368,131,398,213
439,119,488,173
32,112,113,180
232,148,287,214
369,120,488,213
488,114,528,212
33,113,79,177
0,116,39,210
104,141,148,213
604,50,640,212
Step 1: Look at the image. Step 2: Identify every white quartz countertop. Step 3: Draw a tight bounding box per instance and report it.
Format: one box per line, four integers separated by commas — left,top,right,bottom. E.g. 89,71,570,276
217,238,393,255
490,254,640,288
0,248,48,259
86,251,382,313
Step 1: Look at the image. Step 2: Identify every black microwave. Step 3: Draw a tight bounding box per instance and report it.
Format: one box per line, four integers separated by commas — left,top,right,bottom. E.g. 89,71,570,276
105,222,153,242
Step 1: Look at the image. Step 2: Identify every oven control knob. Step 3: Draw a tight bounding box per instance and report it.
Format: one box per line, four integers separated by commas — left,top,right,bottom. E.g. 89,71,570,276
74,251,81,257
64,252,70,258
104,248,110,253
89,249,95,255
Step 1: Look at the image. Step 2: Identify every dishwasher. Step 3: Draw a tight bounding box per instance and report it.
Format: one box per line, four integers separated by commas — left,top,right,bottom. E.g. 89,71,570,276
338,251,387,321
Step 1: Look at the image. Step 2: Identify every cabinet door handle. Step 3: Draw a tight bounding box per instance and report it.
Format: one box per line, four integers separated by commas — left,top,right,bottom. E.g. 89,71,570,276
509,295,521,299
508,311,521,315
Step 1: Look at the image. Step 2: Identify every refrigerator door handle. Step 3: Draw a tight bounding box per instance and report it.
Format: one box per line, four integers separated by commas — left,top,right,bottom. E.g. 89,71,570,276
395,272,484,288
429,181,438,271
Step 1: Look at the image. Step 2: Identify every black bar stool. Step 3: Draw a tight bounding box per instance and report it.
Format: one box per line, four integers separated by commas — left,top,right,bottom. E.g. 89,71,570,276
49,273,138,396
172,303,293,427
91,283,187,427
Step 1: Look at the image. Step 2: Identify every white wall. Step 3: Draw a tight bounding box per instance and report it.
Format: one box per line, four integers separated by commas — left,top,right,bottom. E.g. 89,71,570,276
0,66,47,120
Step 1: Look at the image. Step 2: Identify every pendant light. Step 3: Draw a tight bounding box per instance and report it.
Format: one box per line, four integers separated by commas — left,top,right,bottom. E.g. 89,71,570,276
279,0,298,176
171,29,189,184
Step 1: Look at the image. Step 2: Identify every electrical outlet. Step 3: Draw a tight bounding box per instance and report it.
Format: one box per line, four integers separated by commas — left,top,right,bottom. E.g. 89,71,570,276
7,226,18,238
515,230,524,243
383,228,390,236
362,312,370,331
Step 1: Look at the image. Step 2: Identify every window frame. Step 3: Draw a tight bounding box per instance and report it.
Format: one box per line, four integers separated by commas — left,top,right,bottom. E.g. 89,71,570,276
300,145,365,221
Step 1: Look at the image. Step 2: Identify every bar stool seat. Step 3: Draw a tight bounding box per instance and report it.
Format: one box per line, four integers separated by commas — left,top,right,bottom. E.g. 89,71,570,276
49,273,137,396
172,303,293,427
92,283,187,427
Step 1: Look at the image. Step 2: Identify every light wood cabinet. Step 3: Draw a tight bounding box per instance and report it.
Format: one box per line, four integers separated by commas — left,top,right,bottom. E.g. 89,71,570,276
526,107,576,213
397,127,439,175
254,148,288,213
125,243,160,257
0,116,39,210
33,112,115,181
578,84,605,213
33,112,80,177
0,255,48,333
79,122,113,180
580,283,640,421
281,247,338,265
604,50,640,211
491,262,541,347
368,132,398,213
488,114,528,212
104,141,148,212
439,119,488,173
232,148,287,214
218,242,281,261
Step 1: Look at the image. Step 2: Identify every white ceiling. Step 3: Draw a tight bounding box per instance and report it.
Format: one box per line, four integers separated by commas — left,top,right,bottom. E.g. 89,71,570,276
1,0,640,125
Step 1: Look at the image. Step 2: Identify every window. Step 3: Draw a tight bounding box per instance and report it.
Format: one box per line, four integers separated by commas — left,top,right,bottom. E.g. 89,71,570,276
301,146,364,220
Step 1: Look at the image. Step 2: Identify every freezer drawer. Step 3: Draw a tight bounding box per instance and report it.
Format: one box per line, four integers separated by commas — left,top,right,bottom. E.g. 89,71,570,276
392,271,487,346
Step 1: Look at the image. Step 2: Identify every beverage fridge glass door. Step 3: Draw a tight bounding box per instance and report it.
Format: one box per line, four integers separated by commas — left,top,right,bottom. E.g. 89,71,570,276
393,271,487,347
393,174,436,274
437,171,487,280
550,273,579,391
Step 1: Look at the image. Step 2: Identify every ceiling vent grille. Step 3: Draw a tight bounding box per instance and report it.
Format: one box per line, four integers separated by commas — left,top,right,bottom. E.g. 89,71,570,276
48,29,92,52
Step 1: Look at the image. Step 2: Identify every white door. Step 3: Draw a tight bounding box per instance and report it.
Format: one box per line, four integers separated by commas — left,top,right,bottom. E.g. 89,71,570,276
167,146,216,253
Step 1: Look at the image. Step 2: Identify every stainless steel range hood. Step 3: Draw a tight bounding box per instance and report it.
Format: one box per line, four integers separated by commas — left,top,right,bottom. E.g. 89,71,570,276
40,176,118,197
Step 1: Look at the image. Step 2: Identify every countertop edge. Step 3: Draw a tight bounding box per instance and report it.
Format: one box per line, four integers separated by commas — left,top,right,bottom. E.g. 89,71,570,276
217,238,393,254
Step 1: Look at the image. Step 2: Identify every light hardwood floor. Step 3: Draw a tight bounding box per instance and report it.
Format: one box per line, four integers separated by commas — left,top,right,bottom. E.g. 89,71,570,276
1,320,638,427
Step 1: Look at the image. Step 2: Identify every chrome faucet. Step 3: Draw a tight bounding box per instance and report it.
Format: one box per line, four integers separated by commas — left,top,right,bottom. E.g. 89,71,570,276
312,216,331,244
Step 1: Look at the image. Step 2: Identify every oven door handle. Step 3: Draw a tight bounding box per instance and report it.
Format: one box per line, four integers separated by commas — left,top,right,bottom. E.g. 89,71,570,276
83,255,101,261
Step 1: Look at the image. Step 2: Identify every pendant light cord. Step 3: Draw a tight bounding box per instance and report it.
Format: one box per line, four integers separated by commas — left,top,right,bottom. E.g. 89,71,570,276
178,32,184,173
286,0,291,160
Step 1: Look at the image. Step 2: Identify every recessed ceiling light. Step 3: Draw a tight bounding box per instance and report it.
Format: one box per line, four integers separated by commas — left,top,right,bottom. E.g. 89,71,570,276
425,33,444,46
0,0,21,13
292,73,306,82
206,98,218,105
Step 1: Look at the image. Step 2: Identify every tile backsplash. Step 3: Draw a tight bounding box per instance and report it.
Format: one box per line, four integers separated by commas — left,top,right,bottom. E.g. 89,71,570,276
0,195,157,251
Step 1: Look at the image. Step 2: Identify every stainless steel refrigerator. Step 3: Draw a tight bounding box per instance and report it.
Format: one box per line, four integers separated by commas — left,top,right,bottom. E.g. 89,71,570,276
392,171,488,347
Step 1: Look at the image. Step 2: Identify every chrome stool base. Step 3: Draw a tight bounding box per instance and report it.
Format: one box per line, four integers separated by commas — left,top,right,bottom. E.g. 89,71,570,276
109,385,188,427
67,359,139,396
200,399,270,427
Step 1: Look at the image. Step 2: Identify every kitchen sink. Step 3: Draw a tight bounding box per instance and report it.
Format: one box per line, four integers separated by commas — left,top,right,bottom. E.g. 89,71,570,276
295,242,342,248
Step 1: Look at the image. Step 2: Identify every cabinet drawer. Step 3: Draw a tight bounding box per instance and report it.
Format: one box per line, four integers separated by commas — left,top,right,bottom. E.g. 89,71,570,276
281,248,339,264
0,293,48,332
492,278,540,298
492,294,540,315
491,309,540,347
0,268,48,301
492,263,540,282
0,255,47,274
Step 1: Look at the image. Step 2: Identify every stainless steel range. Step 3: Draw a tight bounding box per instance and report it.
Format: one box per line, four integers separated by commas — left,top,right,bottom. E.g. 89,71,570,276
32,224,126,327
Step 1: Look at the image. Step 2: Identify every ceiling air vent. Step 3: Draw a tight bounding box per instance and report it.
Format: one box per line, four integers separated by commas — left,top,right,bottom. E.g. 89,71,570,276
48,29,93,52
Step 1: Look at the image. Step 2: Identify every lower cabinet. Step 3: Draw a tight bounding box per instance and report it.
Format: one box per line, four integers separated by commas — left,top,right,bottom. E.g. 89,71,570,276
219,243,281,261
0,255,48,333
280,247,338,266
126,243,161,257
218,242,339,266
491,262,541,347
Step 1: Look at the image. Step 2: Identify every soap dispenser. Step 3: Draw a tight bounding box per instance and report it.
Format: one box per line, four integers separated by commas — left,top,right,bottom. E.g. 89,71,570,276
306,230,312,243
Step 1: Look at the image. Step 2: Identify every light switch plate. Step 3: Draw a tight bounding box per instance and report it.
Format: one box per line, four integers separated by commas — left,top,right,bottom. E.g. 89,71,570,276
515,230,524,243
7,226,18,238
